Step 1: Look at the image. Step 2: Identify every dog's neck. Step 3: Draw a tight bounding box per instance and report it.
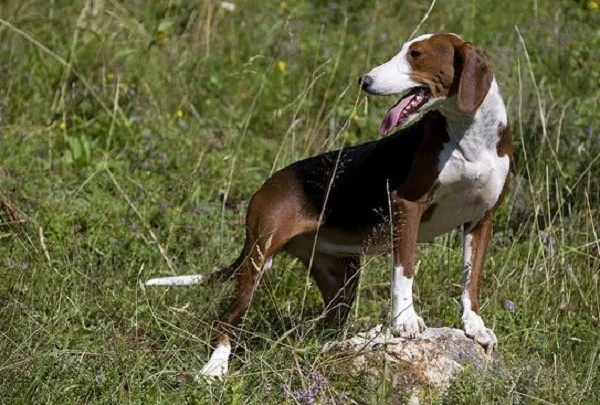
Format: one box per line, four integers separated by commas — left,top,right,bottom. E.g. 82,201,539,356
439,78,508,161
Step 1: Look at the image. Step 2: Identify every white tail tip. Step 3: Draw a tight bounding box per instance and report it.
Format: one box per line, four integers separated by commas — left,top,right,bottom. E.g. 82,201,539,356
144,274,205,287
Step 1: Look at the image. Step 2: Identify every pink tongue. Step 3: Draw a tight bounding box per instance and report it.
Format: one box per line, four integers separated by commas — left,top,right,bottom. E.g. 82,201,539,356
379,95,414,136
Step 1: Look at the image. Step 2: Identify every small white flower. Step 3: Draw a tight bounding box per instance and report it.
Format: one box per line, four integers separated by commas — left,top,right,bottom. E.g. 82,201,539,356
220,2,236,11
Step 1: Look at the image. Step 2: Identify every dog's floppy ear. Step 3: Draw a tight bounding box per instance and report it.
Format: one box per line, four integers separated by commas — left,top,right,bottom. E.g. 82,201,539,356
455,42,493,115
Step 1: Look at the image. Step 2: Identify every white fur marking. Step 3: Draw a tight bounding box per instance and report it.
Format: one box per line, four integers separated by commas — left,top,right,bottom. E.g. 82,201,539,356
145,274,205,286
363,33,447,129
410,33,436,43
418,78,510,242
462,307,497,352
391,266,425,337
252,255,273,273
462,232,473,306
199,343,231,377
264,256,273,271
363,35,433,96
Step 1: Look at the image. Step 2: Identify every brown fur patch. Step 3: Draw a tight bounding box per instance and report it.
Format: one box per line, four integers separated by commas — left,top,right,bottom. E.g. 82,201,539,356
493,123,513,210
497,123,513,158
467,211,493,313
407,34,463,98
455,43,494,114
395,112,447,201
407,34,493,114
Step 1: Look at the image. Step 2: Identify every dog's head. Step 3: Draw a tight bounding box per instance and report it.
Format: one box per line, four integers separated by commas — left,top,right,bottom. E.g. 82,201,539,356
359,33,493,136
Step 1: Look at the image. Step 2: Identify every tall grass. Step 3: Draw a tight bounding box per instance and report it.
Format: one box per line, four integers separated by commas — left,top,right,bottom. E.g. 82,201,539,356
0,0,598,403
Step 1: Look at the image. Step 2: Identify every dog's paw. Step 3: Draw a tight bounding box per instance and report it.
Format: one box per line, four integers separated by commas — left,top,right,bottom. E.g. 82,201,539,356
462,311,497,353
197,344,231,378
391,308,426,338
198,361,228,378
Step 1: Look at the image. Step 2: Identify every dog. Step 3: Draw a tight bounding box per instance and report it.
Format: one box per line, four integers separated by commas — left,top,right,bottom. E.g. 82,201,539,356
145,33,512,377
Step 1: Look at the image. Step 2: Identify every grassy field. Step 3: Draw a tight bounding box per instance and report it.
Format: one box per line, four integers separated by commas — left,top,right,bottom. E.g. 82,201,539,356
1,0,599,403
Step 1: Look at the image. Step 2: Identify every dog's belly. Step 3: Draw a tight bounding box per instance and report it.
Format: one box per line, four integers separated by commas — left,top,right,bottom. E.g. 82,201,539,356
286,151,509,258
286,226,386,259
417,192,487,242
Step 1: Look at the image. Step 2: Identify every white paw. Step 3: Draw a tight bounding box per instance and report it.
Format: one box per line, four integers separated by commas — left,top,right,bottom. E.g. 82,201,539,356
391,307,427,338
198,344,231,378
462,311,497,353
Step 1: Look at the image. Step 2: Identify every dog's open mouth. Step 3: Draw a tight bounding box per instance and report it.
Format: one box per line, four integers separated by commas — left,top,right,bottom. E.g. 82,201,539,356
379,88,430,136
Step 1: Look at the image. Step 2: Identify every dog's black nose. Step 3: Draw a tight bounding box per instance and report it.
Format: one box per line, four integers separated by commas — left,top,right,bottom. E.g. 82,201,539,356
358,75,374,90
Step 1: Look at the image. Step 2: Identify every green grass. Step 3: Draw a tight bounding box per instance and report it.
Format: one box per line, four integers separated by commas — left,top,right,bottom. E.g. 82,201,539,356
1,0,599,403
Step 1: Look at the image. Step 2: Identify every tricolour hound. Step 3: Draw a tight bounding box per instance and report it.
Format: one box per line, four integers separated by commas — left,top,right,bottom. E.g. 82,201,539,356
146,33,512,377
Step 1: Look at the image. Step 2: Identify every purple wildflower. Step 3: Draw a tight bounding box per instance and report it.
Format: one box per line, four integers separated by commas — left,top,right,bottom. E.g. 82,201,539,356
281,370,328,405
504,300,516,313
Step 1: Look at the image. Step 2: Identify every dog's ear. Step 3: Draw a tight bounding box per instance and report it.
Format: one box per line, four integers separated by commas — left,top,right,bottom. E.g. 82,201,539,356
455,42,493,115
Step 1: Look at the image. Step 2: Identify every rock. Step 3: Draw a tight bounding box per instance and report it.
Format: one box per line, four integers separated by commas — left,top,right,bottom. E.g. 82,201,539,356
323,324,499,404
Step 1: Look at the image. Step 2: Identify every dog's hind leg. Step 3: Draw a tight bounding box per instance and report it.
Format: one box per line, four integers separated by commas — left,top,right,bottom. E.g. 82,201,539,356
198,238,269,377
199,170,319,377
304,254,361,329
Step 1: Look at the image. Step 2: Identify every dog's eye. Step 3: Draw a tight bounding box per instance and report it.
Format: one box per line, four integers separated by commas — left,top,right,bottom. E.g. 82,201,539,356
410,50,421,58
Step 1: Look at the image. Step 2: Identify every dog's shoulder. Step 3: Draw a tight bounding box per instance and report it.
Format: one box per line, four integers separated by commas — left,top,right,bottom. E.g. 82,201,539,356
283,114,437,229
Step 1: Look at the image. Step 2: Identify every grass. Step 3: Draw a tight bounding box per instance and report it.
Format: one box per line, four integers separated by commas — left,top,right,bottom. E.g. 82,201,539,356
0,0,599,403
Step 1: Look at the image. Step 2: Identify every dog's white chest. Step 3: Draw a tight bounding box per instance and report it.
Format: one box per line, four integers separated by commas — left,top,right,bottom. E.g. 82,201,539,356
418,142,509,241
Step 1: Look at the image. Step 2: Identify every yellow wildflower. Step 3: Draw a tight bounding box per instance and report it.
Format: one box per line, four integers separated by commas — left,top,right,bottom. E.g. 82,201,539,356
176,109,184,118
589,0,599,10
276,60,287,73
59,121,67,130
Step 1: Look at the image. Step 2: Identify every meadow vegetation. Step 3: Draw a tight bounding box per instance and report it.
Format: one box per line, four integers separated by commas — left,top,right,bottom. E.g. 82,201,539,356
0,0,599,403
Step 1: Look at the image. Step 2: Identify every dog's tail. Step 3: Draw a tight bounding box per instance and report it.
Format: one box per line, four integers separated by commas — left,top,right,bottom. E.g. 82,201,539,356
144,254,242,287
144,274,207,286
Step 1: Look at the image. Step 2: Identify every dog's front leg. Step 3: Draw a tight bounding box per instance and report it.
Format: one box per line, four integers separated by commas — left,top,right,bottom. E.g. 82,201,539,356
389,192,429,338
461,211,497,352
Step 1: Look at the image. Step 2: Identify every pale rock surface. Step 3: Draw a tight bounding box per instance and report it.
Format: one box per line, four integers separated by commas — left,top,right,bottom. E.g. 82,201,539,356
323,324,499,404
